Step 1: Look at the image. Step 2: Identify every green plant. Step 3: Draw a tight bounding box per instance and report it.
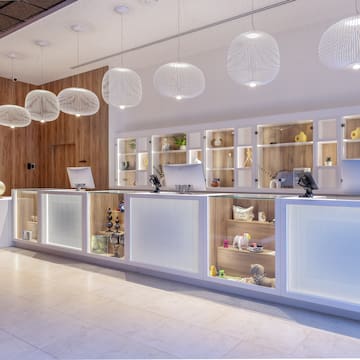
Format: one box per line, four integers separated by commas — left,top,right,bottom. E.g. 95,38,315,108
174,134,186,147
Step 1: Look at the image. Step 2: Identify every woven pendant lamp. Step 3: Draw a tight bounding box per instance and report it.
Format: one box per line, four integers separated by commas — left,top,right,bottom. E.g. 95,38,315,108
319,1,360,71
25,41,60,123
102,6,142,109
58,25,100,117
153,0,205,100
0,53,32,128
227,0,280,88
0,105,31,128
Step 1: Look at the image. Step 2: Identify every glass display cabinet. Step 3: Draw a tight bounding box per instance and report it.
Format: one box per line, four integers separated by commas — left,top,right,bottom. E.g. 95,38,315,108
14,189,39,242
236,126,255,188
316,118,339,189
206,128,235,188
257,121,313,190
89,191,126,259
117,137,137,187
208,194,277,290
343,115,360,159
152,133,187,185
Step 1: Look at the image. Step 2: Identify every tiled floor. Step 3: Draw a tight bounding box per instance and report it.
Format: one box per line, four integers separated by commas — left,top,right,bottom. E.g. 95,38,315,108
0,248,359,359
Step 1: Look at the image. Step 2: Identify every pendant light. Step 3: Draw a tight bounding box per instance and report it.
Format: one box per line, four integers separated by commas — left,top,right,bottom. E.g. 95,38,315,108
25,40,60,123
227,0,280,88
0,53,31,128
153,0,205,100
102,5,142,109
58,24,100,117
319,0,360,70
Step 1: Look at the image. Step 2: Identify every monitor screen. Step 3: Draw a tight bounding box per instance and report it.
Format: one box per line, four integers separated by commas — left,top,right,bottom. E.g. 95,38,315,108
163,163,206,191
67,167,95,190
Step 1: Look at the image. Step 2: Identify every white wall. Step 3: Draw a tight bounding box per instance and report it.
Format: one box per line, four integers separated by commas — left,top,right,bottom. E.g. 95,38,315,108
110,19,360,135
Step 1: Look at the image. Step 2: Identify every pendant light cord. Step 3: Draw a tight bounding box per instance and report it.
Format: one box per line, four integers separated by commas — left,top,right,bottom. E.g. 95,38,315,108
120,13,124,67
76,30,80,66
356,0,360,14
251,0,255,30
40,46,44,84
177,0,181,62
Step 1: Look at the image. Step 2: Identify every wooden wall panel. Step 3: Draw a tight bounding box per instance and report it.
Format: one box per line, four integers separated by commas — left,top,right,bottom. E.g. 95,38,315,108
0,66,108,195
0,78,40,195
40,67,108,190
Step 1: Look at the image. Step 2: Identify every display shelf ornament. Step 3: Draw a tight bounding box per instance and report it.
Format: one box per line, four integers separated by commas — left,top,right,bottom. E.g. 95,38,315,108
319,1,360,71
0,181,6,196
227,0,280,87
0,105,31,128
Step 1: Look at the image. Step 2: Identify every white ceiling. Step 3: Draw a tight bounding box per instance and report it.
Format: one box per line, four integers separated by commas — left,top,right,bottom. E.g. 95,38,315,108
0,0,356,85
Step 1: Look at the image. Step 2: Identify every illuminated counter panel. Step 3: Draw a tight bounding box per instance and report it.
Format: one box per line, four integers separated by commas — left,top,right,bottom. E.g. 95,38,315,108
128,193,206,276
41,192,85,250
281,197,360,308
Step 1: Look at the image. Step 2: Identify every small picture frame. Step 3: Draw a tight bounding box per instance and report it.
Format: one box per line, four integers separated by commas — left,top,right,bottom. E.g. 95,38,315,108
23,230,32,241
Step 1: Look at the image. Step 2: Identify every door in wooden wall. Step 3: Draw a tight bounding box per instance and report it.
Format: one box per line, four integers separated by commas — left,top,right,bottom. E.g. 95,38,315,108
49,144,76,188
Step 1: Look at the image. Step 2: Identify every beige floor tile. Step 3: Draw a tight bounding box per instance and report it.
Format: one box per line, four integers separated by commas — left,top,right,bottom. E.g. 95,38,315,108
0,247,359,359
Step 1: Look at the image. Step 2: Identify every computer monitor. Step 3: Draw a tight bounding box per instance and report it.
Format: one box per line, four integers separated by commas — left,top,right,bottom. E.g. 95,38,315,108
163,163,206,192
67,167,95,190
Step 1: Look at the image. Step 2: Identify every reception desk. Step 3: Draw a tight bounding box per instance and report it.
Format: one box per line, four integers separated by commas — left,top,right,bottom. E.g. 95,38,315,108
0,197,11,248
11,189,360,320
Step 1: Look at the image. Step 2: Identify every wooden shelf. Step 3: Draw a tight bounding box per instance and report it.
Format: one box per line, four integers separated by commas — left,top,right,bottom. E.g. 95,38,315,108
258,141,313,148
153,149,186,154
217,246,275,277
344,138,360,143
206,146,234,151
219,246,275,256
207,167,234,171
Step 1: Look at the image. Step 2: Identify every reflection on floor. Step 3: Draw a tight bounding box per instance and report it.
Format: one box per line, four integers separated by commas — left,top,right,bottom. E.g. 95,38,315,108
0,247,359,359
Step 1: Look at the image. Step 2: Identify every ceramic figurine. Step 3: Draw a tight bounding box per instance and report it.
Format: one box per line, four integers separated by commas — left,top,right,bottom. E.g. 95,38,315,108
210,265,217,277
105,208,113,232
250,264,275,288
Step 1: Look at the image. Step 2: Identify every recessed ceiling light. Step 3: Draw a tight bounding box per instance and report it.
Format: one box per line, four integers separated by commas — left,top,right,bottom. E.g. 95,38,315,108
70,24,86,32
114,5,129,14
34,40,50,47
138,0,159,5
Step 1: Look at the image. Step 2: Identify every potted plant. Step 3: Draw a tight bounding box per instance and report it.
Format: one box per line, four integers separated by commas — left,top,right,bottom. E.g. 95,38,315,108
174,134,186,150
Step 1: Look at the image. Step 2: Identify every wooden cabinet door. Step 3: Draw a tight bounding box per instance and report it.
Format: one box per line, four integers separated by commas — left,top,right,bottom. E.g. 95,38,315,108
49,144,76,188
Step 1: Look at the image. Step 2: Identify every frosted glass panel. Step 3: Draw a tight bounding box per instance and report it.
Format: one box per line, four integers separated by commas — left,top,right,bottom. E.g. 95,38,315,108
318,119,336,140
45,194,83,250
287,204,360,303
130,197,199,273
318,167,337,188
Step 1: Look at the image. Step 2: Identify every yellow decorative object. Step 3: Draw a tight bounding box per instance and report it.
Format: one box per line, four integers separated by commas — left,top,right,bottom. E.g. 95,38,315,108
210,265,217,277
294,131,307,142
351,127,360,139
0,181,5,196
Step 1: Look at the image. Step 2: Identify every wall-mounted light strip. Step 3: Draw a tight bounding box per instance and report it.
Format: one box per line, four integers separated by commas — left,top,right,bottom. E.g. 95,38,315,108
71,0,296,70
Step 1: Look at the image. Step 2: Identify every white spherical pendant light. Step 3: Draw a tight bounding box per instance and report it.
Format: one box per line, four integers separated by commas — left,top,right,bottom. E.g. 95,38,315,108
319,15,360,70
25,89,60,122
102,67,142,109
153,62,205,100
227,31,280,87
58,87,100,117
0,105,31,128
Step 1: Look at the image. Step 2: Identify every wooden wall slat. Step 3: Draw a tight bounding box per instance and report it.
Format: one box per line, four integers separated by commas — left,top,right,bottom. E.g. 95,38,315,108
0,66,109,195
